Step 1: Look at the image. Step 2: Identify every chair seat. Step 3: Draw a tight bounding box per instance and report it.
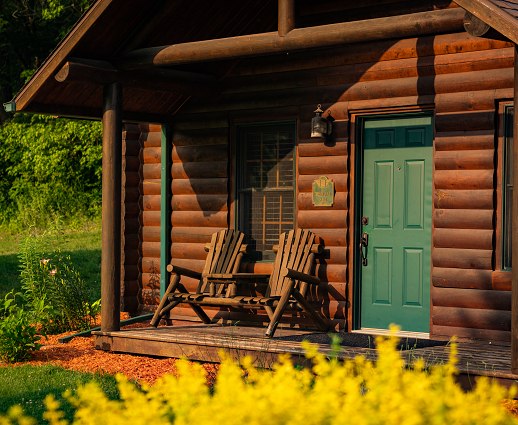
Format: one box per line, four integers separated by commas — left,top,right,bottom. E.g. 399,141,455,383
169,293,205,302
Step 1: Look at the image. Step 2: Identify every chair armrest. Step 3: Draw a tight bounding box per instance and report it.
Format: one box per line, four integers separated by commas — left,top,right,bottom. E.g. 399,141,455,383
204,272,270,280
232,273,270,278
166,264,201,280
281,267,320,286
235,275,270,286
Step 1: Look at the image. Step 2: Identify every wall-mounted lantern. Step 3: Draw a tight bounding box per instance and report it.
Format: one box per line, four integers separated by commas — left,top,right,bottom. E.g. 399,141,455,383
311,104,333,139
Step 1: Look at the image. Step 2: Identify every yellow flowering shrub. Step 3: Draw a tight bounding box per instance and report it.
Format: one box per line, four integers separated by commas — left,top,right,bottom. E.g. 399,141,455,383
1,332,517,425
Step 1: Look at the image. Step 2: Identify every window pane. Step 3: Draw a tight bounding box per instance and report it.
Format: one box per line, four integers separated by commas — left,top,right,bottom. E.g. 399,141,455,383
237,123,295,261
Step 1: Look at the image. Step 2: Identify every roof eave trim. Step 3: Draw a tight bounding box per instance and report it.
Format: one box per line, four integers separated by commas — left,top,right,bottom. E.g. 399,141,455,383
13,0,115,112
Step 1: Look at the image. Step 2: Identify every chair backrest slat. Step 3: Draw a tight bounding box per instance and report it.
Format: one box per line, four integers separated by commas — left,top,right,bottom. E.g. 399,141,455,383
200,229,245,292
215,230,242,274
268,229,317,297
268,232,287,296
210,230,227,272
202,231,221,275
222,231,245,274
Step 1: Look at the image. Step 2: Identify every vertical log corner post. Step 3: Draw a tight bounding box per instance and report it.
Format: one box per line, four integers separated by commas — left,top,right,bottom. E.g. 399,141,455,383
512,46,518,374
101,82,122,332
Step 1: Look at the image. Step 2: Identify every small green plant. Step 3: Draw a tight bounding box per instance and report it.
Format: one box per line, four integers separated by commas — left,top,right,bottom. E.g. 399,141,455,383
0,291,42,363
19,235,99,334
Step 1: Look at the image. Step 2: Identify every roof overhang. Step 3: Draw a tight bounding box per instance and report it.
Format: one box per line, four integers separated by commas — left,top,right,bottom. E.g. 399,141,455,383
11,0,116,117
5,0,518,121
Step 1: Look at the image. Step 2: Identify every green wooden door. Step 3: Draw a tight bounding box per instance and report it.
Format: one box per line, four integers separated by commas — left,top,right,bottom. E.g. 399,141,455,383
360,115,433,333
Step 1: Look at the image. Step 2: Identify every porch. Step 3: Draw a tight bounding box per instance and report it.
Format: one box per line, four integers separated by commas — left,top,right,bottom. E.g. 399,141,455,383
93,320,518,388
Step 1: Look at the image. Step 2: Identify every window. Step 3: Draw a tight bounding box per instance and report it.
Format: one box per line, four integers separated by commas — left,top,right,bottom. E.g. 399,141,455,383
502,106,513,270
236,122,296,261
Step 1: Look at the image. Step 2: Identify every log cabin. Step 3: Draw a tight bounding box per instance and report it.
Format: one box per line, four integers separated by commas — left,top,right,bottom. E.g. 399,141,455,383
5,0,518,370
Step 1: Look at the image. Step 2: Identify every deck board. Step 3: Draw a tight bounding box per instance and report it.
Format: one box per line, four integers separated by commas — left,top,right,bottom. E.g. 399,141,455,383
93,322,518,384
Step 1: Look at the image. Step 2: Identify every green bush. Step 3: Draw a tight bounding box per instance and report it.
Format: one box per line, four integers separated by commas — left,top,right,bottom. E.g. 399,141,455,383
0,292,42,363
19,236,99,334
2,331,518,424
0,114,102,229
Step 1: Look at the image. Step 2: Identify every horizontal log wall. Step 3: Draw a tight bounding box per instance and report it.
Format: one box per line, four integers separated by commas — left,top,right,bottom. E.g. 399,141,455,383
423,32,510,342
123,123,163,312
296,121,349,327
129,5,513,340
122,124,142,313
164,25,514,336
167,122,229,319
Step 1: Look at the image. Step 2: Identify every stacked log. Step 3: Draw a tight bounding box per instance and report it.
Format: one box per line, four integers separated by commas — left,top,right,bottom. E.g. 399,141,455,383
121,124,163,312
168,120,229,319
121,123,143,313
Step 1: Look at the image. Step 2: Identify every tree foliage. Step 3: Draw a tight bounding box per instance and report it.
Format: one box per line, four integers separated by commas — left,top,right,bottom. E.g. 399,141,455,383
0,1,102,228
0,0,93,111
0,114,102,228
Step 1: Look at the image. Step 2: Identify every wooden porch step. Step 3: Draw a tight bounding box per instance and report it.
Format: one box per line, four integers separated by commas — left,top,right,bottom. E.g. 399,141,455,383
92,323,517,387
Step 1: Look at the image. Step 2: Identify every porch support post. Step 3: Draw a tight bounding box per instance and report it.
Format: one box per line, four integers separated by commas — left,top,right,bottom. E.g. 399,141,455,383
101,82,122,332
512,45,518,374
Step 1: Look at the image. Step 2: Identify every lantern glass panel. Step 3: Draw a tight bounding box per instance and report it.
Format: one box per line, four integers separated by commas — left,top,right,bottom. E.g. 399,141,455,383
311,116,327,138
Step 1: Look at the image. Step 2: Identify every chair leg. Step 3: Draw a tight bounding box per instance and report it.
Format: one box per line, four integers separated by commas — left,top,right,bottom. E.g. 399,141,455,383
189,304,212,324
264,306,274,321
150,274,180,327
265,281,295,338
158,299,182,319
176,284,212,324
291,289,329,332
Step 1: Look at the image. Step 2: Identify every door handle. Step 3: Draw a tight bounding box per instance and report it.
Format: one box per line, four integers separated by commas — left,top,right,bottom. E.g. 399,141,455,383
360,232,368,266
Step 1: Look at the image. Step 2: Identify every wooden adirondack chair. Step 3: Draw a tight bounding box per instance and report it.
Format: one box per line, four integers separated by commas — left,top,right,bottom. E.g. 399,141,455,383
231,228,330,337
150,229,246,327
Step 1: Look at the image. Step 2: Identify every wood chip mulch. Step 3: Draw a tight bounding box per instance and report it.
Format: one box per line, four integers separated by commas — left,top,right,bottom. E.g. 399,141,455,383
0,320,219,386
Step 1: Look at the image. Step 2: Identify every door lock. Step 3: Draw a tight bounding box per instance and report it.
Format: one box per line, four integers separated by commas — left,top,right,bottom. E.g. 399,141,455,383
360,232,369,266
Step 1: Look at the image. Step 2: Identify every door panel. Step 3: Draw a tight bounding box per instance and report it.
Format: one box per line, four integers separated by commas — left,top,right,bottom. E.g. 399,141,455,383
403,248,423,306
373,248,392,305
404,160,425,229
360,115,433,332
374,161,394,228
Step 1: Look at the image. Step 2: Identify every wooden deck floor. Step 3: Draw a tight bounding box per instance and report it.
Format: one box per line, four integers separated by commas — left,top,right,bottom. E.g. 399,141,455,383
93,322,518,387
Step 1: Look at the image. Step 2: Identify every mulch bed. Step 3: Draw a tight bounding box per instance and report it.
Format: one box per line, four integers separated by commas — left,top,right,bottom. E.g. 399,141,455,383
0,317,219,385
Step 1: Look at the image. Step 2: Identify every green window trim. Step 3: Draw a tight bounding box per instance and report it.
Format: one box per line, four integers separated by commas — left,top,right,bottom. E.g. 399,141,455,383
502,106,513,271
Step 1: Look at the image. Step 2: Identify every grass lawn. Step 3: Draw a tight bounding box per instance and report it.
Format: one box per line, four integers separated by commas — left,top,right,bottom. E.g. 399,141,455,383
0,221,101,301
0,220,117,422
0,365,119,422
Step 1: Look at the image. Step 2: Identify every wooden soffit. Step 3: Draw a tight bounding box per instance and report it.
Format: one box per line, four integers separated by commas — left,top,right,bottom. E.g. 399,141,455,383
455,0,518,44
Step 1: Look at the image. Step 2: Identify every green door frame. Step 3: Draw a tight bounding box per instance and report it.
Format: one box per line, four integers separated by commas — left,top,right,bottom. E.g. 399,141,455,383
352,111,434,331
